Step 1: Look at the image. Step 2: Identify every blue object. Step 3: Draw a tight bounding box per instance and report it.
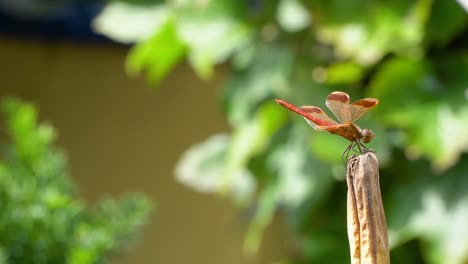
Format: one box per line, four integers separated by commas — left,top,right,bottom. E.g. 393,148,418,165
0,0,111,42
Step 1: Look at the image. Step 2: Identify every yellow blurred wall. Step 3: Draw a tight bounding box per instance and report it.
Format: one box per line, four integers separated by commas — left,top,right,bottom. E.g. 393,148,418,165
0,37,286,264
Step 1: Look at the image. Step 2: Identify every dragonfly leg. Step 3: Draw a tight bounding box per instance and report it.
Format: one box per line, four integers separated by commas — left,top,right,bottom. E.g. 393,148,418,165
342,141,354,164
359,139,374,154
355,140,364,154
351,142,361,154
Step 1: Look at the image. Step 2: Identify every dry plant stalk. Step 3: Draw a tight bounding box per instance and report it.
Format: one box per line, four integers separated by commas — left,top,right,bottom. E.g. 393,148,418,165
346,152,390,264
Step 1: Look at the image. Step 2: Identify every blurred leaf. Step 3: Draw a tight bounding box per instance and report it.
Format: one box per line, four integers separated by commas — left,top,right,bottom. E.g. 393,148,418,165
223,45,294,126
95,1,253,81
0,98,152,263
176,0,253,78
277,0,311,32
310,133,348,163
456,0,468,11
387,155,468,264
0,249,6,264
93,2,170,43
2,98,55,166
369,58,434,114
301,227,351,264
269,125,333,207
126,18,186,84
175,133,256,203
314,0,431,65
370,56,468,171
176,102,288,249
244,182,280,253
245,124,336,254
96,0,468,262
223,101,288,189
425,0,467,46
324,62,365,84
111,0,165,5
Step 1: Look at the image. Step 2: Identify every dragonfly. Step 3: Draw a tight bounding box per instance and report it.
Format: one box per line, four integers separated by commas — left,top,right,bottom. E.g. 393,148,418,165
275,91,379,160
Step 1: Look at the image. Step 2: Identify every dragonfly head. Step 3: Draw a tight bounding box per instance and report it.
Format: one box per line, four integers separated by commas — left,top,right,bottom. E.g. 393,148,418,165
361,129,374,143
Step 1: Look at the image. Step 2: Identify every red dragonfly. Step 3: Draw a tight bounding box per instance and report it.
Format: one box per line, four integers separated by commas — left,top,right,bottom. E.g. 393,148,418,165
275,91,379,159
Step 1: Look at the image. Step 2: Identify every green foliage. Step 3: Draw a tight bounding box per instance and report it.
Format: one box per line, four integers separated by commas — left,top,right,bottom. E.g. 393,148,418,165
94,0,252,80
0,98,151,264
94,0,468,263
127,17,186,83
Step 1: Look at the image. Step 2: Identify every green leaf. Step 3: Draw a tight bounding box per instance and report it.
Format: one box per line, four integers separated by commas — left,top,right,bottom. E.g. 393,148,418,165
369,57,433,115
179,101,289,208
94,1,253,81
244,123,336,254
2,98,55,165
126,18,186,84
369,56,468,171
269,125,334,207
388,156,468,263
314,0,431,65
457,0,468,11
310,133,348,163
176,0,252,79
93,2,170,43
0,249,6,264
277,0,311,32
175,134,256,203
223,45,295,126
244,182,280,253
324,62,365,84
0,98,151,263
425,0,467,46
222,101,288,189
94,0,468,262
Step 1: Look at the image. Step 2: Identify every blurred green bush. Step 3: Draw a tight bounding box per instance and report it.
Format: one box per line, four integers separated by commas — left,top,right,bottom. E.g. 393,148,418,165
0,98,151,264
94,0,467,263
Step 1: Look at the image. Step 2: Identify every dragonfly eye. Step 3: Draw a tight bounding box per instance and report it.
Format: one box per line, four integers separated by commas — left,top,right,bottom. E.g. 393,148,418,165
361,129,374,143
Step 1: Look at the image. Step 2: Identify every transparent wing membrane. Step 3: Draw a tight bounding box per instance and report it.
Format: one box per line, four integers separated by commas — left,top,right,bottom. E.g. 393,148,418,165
300,106,338,128
349,98,379,122
326,91,351,122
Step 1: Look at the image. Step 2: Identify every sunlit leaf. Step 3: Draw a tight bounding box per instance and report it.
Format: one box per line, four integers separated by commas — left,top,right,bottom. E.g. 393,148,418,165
314,0,431,65
277,0,311,32
223,45,294,126
175,102,288,250
369,56,468,171
0,99,151,263
324,62,365,84
2,98,55,165
388,156,468,263
93,2,170,43
222,101,288,188
93,0,468,262
245,124,335,254
244,182,280,253
309,133,347,163
126,18,186,84
456,0,468,11
270,125,333,207
176,1,253,79
175,133,256,203
426,0,467,46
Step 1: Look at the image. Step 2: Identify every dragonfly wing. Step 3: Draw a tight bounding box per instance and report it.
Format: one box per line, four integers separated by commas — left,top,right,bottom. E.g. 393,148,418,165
275,99,338,127
300,105,338,130
305,121,342,131
349,98,379,122
326,91,351,123
314,123,360,142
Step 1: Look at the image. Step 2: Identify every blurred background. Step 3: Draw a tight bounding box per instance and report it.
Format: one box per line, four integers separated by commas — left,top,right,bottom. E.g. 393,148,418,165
0,0,467,264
